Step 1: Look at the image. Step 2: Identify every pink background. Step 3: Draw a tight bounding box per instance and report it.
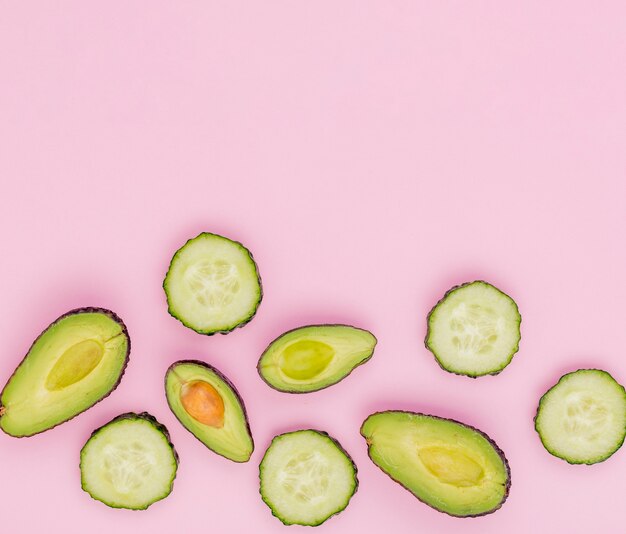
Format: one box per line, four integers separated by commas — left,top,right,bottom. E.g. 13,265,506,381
1,2,625,533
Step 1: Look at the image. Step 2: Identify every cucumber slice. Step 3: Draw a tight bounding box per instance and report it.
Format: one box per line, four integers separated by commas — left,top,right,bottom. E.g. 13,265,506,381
163,233,262,335
259,430,358,526
535,369,626,464
425,281,521,377
80,412,179,509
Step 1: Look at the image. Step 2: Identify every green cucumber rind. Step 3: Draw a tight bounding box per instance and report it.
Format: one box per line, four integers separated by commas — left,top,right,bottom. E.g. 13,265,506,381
163,232,263,336
257,324,377,394
0,307,131,438
259,429,359,526
424,280,522,378
80,412,179,510
534,368,626,465
360,410,511,518
164,359,254,463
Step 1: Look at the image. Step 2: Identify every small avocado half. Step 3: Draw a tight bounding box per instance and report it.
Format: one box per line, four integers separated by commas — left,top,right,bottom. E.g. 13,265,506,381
361,411,510,517
165,360,254,462
0,307,130,437
257,325,377,393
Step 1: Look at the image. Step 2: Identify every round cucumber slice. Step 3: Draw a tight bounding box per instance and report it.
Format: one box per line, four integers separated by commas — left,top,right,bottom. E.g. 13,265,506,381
425,281,521,377
80,412,179,510
163,233,262,335
259,430,358,526
535,369,626,464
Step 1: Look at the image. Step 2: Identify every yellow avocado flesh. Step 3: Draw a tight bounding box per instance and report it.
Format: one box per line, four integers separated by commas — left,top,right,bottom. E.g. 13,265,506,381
45,339,105,391
0,310,129,437
279,340,335,380
258,325,377,392
165,362,253,462
361,411,509,517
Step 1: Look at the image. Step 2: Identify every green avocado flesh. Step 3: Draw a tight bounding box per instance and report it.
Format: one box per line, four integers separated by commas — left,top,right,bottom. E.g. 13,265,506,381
535,369,626,464
257,325,377,393
425,281,521,377
165,360,254,462
0,308,129,437
163,233,262,335
80,412,178,510
361,411,510,517
259,430,358,526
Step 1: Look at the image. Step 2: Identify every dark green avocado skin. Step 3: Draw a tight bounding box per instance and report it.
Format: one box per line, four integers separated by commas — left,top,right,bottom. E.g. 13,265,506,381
163,232,263,336
164,359,254,460
534,369,626,465
424,280,522,378
259,429,359,526
80,412,179,510
256,324,377,394
361,411,511,518
0,307,131,438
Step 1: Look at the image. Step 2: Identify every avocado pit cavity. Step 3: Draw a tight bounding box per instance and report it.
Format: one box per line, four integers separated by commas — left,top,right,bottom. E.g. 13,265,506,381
279,340,335,380
45,339,105,391
418,445,484,487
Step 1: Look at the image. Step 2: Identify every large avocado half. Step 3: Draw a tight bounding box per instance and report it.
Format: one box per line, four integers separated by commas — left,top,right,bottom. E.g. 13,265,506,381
361,411,510,517
165,360,254,462
0,307,130,437
257,324,377,393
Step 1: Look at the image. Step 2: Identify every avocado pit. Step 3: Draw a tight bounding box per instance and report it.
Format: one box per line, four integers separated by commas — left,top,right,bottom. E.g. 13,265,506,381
180,380,225,428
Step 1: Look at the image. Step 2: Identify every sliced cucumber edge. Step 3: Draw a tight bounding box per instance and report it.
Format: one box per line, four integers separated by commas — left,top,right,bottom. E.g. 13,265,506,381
259,429,359,526
163,232,263,336
534,369,626,465
424,280,522,378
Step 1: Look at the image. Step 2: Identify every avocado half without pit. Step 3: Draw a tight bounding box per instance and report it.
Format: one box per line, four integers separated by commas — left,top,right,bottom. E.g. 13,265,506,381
0,308,130,437
165,360,254,462
257,325,377,393
361,411,510,517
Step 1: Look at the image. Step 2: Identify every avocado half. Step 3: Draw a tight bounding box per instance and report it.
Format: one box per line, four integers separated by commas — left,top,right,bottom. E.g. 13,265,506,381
257,324,377,393
165,360,254,462
0,307,130,437
361,411,510,517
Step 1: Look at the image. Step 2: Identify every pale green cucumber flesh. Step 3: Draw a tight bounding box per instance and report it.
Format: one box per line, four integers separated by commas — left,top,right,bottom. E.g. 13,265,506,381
80,412,178,510
163,232,262,335
259,430,358,526
425,280,521,377
535,369,626,464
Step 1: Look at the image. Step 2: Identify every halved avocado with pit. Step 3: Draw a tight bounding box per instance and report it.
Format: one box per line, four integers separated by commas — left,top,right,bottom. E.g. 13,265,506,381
257,325,377,393
361,411,510,517
0,308,130,437
165,360,254,462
